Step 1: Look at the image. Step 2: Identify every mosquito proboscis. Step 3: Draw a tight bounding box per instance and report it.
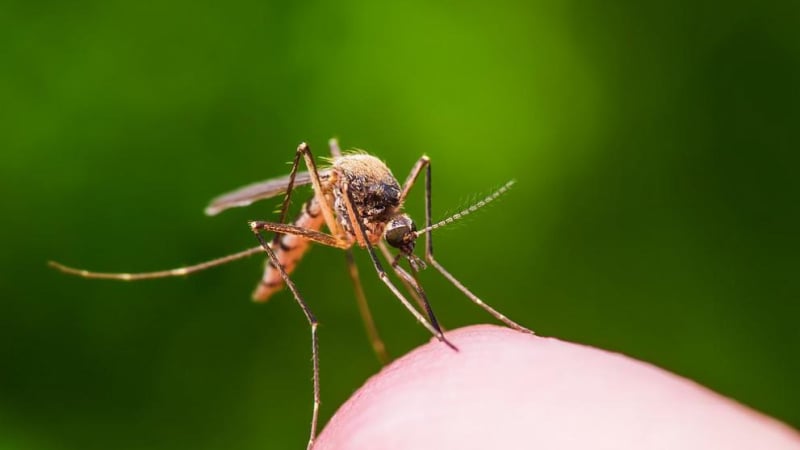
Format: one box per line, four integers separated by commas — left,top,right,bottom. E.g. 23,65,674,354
49,139,533,449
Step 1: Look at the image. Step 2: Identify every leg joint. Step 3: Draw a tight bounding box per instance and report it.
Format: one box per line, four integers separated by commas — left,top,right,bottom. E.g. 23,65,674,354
297,142,311,155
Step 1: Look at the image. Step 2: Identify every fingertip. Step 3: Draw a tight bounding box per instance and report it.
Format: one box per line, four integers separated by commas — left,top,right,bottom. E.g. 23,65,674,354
316,325,800,450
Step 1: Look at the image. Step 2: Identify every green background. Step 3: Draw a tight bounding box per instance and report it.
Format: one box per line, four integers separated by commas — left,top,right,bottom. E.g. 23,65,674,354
2,1,798,448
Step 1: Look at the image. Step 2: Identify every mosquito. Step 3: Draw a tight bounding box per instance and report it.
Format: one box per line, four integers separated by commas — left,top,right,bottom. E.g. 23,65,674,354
49,138,533,450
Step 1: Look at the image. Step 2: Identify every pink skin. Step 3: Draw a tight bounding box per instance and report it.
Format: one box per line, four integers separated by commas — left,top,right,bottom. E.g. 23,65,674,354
316,324,800,450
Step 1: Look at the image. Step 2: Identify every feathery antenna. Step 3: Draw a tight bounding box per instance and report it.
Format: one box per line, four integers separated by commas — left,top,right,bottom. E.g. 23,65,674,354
413,180,515,237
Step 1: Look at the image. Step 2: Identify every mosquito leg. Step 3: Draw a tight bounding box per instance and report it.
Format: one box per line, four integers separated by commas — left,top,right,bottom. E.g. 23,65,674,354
328,138,342,158
275,144,307,227
344,249,390,365
384,249,447,334
415,159,534,334
429,257,535,332
296,143,346,242
250,224,321,450
395,155,450,327
398,155,430,205
48,246,264,280
341,186,457,351
249,221,350,249
377,241,429,319
255,143,337,303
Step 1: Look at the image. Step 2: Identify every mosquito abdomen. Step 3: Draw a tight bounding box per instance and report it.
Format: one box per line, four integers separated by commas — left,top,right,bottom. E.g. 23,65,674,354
253,197,326,302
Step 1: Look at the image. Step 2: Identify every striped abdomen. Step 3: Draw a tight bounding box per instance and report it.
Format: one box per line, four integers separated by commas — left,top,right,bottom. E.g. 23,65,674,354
252,197,325,302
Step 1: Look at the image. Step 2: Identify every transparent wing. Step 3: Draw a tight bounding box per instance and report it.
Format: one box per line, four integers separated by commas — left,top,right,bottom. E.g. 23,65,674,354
205,170,327,216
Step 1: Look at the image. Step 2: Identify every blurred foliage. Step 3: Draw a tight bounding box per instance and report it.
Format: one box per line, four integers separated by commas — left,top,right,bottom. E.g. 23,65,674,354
1,0,798,448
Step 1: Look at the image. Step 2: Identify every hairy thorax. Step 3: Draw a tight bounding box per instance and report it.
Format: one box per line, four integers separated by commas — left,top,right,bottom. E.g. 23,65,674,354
328,154,402,245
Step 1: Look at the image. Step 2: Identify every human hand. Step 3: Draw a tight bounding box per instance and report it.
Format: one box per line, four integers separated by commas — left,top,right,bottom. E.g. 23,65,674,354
316,324,800,449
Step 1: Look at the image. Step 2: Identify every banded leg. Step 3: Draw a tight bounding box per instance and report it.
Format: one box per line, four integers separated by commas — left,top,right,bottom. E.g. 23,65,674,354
249,223,321,450
341,185,457,350
405,157,534,334
344,249,390,365
48,246,264,280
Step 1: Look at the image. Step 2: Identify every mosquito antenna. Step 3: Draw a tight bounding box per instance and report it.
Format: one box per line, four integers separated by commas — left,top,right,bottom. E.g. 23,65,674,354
48,245,264,281
413,180,515,238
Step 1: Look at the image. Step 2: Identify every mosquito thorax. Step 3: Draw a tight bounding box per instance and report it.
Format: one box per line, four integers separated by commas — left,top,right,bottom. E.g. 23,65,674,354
384,214,417,254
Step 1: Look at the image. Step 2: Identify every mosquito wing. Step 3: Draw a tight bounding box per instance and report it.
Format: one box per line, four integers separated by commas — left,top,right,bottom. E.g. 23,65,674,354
205,170,327,216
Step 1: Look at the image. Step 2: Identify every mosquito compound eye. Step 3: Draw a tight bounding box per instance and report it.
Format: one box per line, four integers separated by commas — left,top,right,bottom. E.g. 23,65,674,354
385,215,417,251
385,224,410,248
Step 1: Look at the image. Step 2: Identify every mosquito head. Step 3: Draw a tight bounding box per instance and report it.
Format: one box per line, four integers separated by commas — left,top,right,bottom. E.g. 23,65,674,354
384,213,418,254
